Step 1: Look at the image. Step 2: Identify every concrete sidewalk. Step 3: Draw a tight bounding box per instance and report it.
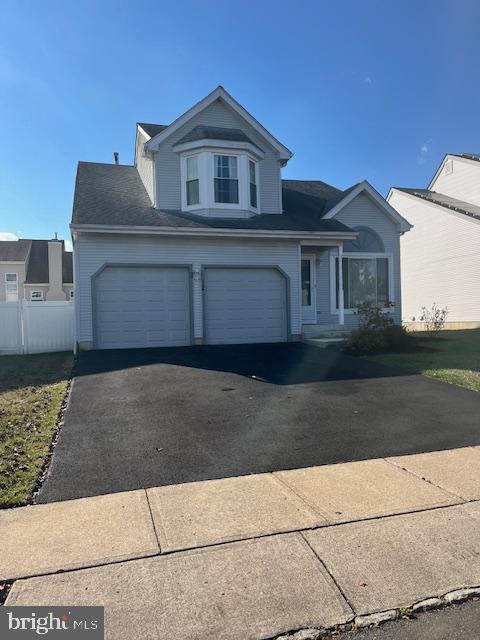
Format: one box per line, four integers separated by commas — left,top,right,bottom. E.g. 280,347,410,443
3,446,480,640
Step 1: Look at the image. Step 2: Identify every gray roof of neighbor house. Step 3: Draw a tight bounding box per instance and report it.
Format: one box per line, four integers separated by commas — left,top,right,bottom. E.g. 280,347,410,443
395,187,480,221
71,162,357,233
0,239,73,283
452,153,480,162
137,123,168,138
0,238,31,261
176,125,257,147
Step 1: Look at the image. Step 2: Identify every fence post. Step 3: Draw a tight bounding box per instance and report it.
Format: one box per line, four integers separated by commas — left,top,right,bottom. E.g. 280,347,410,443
20,299,27,354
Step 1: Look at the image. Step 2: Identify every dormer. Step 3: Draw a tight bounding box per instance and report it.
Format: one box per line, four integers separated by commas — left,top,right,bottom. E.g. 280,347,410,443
135,86,292,218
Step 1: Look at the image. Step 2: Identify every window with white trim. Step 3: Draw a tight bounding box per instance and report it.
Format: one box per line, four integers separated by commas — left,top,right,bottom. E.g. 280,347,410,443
186,155,200,205
30,290,44,301
5,273,18,301
249,159,257,208
334,256,391,310
214,155,239,204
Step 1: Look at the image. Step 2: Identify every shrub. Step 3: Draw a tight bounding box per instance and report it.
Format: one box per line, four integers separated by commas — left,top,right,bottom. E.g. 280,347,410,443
345,301,414,355
419,303,448,337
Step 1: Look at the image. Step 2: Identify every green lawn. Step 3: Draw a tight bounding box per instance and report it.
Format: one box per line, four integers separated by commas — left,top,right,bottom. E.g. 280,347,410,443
0,351,73,508
367,329,480,392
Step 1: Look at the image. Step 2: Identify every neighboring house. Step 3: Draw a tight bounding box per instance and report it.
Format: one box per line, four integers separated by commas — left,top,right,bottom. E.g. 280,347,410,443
71,86,411,350
388,153,480,328
0,239,73,302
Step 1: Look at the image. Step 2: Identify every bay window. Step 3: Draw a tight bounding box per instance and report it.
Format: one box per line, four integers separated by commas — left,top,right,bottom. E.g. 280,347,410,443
334,255,391,310
214,155,239,204
181,151,260,212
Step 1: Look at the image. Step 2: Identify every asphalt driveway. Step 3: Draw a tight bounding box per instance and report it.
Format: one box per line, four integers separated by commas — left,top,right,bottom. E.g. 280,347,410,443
37,343,480,503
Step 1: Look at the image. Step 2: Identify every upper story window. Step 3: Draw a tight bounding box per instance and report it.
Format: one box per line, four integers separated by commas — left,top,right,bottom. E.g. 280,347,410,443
5,273,18,301
180,150,259,214
186,156,200,205
249,160,257,208
214,155,239,204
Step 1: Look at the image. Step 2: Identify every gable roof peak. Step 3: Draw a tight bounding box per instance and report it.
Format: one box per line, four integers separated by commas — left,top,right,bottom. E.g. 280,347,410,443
145,86,292,162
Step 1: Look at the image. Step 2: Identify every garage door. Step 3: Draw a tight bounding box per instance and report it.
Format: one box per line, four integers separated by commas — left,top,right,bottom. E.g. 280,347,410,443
204,268,288,345
94,266,191,349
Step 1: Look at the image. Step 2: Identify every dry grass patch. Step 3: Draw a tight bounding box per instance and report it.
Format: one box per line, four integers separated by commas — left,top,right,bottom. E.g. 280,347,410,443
0,352,73,507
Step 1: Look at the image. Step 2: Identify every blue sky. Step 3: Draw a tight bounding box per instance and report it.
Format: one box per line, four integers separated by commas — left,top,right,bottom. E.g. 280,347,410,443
1,0,479,246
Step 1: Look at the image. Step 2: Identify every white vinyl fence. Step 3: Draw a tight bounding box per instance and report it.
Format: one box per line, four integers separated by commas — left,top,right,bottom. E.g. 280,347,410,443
0,300,74,355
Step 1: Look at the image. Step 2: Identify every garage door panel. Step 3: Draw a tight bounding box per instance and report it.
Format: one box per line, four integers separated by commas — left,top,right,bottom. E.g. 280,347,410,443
204,268,287,345
94,267,191,349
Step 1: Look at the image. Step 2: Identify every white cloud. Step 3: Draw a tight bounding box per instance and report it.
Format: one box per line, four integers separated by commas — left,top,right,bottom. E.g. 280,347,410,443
0,231,19,241
64,238,73,252
416,140,432,165
364,76,373,86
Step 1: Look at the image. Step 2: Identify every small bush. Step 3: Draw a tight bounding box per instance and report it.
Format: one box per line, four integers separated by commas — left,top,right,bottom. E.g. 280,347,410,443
345,301,414,355
419,303,448,337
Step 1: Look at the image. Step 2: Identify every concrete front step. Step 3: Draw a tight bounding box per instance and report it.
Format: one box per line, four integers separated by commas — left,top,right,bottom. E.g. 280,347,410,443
302,324,350,339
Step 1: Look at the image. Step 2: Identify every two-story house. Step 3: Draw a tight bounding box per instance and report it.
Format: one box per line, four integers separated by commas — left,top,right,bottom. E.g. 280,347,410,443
388,154,480,328
0,238,73,302
71,86,411,350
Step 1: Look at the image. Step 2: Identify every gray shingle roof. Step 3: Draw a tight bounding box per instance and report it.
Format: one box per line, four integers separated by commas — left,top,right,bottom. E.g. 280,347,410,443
396,187,480,220
0,239,31,261
0,239,72,283
175,125,257,147
72,162,354,233
137,123,168,138
25,240,49,283
452,153,480,162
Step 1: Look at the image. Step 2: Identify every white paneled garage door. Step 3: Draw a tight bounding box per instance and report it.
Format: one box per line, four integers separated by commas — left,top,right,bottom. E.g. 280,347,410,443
204,267,288,345
94,266,191,349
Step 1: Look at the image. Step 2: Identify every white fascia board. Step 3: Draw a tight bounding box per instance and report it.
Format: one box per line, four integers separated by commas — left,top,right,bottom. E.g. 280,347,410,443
137,125,152,141
70,223,357,242
145,86,293,161
173,139,265,160
324,181,413,233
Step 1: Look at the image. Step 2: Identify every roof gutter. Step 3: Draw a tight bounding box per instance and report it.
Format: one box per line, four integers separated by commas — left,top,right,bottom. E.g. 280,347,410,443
70,223,358,242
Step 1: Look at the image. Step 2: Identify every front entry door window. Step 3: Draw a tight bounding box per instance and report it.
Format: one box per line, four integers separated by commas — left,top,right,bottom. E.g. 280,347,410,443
301,255,316,324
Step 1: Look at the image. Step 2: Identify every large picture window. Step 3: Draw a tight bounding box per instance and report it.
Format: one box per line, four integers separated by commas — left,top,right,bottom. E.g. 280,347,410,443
214,155,239,204
335,256,390,310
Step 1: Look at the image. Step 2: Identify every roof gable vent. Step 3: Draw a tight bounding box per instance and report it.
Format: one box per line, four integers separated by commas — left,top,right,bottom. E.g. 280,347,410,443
444,158,453,175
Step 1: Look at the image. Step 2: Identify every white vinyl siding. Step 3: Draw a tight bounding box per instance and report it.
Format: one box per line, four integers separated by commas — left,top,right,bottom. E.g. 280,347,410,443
431,157,480,207
388,189,480,323
314,193,402,328
153,100,282,215
75,234,300,345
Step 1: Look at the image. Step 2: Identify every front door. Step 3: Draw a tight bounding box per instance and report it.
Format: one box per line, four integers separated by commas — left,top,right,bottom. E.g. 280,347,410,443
301,255,316,324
